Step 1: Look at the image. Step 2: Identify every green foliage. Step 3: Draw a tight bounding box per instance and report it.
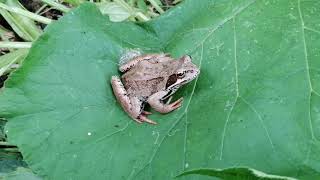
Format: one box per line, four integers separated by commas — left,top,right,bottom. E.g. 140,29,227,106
0,149,28,177
62,0,85,6
0,49,28,76
137,0,148,13
176,168,298,180
0,167,41,180
97,2,132,22
0,0,320,179
0,0,42,41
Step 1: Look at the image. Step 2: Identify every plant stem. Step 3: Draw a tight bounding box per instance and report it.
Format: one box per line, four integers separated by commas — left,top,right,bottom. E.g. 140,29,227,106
114,0,150,21
173,0,183,4
135,12,150,21
0,41,31,49
1,148,19,152
0,2,52,24
40,0,70,13
147,0,164,14
0,141,16,146
0,49,28,75
114,0,132,11
35,4,48,14
128,0,137,6
147,10,159,18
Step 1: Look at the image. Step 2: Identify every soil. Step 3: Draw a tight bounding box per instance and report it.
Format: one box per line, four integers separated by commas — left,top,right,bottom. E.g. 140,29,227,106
19,0,43,11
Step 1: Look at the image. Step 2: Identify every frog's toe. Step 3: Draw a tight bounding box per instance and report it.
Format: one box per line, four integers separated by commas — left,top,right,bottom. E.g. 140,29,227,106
139,115,157,125
133,118,143,124
171,97,183,109
142,111,152,115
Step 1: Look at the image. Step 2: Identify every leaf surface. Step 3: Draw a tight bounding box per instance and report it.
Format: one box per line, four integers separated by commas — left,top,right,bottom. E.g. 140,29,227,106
0,0,320,179
176,167,297,180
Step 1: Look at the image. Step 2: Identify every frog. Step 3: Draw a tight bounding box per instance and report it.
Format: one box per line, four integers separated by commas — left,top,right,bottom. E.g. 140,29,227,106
111,53,200,125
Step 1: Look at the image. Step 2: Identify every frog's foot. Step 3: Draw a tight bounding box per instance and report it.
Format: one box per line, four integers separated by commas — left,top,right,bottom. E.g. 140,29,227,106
165,97,183,112
133,119,143,124
148,91,184,114
138,115,157,125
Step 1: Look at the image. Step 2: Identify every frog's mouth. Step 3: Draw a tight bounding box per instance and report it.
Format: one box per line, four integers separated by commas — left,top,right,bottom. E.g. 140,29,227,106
180,71,200,85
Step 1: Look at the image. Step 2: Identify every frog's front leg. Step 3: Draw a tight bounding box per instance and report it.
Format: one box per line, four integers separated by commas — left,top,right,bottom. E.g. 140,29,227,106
147,91,183,114
111,76,157,125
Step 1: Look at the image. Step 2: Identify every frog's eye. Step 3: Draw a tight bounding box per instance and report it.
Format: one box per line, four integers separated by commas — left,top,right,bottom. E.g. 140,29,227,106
177,72,185,78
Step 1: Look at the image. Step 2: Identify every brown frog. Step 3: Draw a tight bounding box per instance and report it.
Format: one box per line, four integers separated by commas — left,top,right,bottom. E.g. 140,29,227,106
111,53,200,125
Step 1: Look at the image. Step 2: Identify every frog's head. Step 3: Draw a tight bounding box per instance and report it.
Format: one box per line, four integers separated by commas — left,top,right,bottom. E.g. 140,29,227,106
165,55,200,91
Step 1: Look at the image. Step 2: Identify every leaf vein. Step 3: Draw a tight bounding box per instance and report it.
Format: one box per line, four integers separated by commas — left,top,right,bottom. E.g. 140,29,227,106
241,97,275,150
219,17,240,160
304,26,320,35
298,0,316,140
134,44,204,177
189,0,257,53
182,44,204,169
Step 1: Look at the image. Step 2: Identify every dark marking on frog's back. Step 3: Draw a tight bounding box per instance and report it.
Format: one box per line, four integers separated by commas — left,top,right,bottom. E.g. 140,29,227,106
148,77,165,94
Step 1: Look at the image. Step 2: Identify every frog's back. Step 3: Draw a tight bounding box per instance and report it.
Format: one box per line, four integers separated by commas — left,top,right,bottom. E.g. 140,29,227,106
123,77,165,97
121,61,169,97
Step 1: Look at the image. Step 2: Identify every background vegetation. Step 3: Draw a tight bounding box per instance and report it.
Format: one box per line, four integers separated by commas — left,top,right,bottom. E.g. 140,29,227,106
0,0,178,178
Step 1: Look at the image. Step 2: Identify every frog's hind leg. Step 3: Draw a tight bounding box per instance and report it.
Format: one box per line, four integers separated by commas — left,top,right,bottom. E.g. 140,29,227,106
111,76,157,125
111,76,141,123
119,53,170,72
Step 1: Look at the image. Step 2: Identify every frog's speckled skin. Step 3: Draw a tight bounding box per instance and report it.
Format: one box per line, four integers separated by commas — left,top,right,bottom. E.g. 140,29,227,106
111,54,200,125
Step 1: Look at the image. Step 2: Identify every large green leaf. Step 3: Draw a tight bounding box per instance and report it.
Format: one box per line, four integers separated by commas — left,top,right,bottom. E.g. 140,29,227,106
0,0,320,179
176,167,297,180
0,167,41,180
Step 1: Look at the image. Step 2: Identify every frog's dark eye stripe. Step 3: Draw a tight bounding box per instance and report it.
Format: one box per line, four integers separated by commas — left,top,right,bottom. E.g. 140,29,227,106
166,74,178,89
